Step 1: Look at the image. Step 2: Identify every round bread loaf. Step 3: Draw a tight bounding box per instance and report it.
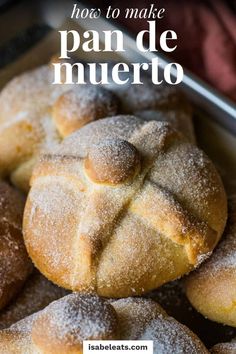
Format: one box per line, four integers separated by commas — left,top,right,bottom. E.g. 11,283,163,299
23,116,227,297
185,196,236,327
0,182,32,310
0,63,119,191
0,294,209,354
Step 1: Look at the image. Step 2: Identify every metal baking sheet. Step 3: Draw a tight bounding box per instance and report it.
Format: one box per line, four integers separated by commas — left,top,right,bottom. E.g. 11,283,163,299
0,0,236,347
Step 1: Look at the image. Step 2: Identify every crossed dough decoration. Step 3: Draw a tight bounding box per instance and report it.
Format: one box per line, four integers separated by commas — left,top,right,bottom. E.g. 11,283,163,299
23,116,227,298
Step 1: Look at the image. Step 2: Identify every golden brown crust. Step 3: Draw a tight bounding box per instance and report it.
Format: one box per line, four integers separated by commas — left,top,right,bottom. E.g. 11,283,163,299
10,157,37,193
185,196,236,327
32,294,119,354
0,295,208,354
0,329,33,354
0,182,32,311
109,75,188,112
107,74,195,143
0,61,194,191
0,65,119,192
52,86,119,138
135,108,195,144
23,116,227,298
186,268,236,326
111,297,166,339
84,139,140,185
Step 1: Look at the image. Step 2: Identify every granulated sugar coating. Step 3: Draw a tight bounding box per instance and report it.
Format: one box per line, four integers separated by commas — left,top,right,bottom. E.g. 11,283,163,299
106,74,187,112
0,294,208,353
0,60,195,192
31,293,118,351
184,196,236,327
196,217,236,273
141,316,208,353
185,196,236,279
53,84,119,137
58,115,144,158
0,64,119,191
24,115,227,297
111,297,165,339
86,138,140,184
135,108,195,142
112,297,208,353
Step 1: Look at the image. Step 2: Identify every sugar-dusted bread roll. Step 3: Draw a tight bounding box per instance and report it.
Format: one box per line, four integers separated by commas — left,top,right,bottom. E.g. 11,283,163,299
52,85,119,138
0,182,32,310
0,269,69,330
0,294,209,353
112,298,208,354
211,340,236,354
106,73,195,143
0,63,119,191
148,280,236,348
136,109,195,144
185,196,236,327
23,115,227,297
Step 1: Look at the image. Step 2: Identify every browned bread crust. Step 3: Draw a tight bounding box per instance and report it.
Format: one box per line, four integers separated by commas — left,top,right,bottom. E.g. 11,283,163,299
0,62,194,192
52,85,119,138
185,196,236,327
23,116,227,297
0,64,119,191
0,294,209,354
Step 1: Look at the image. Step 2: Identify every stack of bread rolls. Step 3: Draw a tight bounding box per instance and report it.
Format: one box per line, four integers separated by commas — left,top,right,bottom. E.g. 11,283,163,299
0,58,233,353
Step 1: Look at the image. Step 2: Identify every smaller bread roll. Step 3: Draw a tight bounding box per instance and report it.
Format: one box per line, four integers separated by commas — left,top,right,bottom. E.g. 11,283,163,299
0,63,119,192
0,294,208,354
140,317,207,354
185,196,236,327
0,269,69,330
110,297,166,339
136,109,195,144
106,73,195,143
0,294,119,354
147,280,236,348
211,340,236,354
52,85,119,138
32,294,118,353
0,182,32,310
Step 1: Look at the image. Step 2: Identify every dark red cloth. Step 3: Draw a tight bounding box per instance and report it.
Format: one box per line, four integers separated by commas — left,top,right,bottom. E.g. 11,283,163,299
100,0,236,101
